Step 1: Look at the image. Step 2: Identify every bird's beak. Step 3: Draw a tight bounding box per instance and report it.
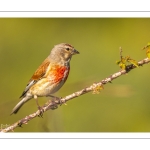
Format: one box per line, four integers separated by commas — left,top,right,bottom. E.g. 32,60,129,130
72,49,80,55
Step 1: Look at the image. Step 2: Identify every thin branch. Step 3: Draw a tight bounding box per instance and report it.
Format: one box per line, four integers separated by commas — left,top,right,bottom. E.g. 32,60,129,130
119,47,123,60
1,57,150,133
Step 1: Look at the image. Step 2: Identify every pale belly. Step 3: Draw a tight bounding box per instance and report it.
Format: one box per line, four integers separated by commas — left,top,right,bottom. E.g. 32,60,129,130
29,78,66,97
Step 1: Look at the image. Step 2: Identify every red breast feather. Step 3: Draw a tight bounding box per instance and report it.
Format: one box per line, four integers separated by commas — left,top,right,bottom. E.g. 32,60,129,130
49,65,70,84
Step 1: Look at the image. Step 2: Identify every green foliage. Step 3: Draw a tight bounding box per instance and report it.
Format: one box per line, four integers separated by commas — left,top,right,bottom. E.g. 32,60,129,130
142,42,150,58
116,55,139,70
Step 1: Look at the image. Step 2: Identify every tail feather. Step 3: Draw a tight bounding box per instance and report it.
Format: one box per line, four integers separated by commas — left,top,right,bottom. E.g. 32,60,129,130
11,96,31,115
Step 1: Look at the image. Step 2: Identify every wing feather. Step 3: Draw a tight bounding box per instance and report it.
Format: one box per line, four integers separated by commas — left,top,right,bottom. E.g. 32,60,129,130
20,57,50,98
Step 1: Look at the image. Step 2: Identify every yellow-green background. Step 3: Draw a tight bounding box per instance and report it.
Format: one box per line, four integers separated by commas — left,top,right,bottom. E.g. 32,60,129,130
0,18,150,132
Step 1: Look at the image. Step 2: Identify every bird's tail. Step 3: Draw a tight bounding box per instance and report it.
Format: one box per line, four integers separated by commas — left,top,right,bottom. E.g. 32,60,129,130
11,96,32,115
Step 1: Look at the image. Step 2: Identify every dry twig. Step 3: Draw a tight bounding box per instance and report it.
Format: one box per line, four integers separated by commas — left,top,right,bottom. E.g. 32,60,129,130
1,57,150,133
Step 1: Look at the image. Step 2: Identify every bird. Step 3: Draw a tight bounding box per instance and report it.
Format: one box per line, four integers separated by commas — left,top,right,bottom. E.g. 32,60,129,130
11,43,79,115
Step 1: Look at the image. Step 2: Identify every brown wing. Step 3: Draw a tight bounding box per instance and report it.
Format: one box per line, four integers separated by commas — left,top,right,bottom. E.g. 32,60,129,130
20,57,50,98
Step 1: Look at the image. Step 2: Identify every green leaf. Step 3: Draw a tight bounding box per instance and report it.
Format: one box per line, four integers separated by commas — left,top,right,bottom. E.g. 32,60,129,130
116,60,121,65
127,58,139,68
142,42,150,50
146,49,150,58
142,42,150,58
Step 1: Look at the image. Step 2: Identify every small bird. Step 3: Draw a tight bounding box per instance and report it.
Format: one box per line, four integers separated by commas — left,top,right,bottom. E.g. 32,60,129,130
11,43,79,114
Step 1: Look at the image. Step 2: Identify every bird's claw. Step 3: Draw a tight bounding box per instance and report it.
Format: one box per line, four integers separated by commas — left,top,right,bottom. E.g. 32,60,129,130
37,106,44,117
59,99,67,106
17,122,23,127
53,97,67,106
51,103,58,110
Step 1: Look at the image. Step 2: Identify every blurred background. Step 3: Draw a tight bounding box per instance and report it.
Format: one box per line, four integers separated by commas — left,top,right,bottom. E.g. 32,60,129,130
0,18,150,132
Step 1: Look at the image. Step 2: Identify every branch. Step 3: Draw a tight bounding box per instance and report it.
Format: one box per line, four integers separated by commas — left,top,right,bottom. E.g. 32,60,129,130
1,57,150,133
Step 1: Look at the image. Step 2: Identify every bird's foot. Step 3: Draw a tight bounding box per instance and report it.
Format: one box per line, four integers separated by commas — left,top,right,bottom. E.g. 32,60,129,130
37,106,44,118
17,121,23,127
47,95,67,107
55,97,67,106
50,99,58,110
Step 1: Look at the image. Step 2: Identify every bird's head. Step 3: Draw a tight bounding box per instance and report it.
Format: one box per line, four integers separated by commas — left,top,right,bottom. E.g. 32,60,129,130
50,43,79,64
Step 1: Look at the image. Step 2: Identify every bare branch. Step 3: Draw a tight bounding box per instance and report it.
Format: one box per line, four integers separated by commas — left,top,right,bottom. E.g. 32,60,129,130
119,47,123,60
1,57,150,133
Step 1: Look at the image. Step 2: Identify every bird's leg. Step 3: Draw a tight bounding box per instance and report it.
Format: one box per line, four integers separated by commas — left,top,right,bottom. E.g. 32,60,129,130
46,94,67,106
46,95,59,98
34,95,44,117
34,95,39,107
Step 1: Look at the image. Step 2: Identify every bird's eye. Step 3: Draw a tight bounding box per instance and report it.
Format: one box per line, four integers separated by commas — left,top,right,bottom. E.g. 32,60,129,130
66,48,70,51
